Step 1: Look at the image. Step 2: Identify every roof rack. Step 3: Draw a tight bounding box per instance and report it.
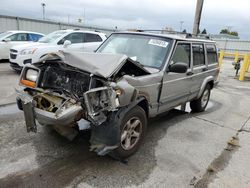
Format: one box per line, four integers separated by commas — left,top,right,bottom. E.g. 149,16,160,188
129,29,212,40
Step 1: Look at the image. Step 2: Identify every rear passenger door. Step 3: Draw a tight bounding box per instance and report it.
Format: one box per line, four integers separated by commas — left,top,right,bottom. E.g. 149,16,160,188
83,33,103,52
159,42,193,113
189,43,207,100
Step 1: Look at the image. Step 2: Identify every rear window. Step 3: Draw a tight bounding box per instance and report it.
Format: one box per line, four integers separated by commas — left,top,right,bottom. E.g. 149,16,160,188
29,33,43,42
84,33,102,42
192,44,205,66
206,44,218,64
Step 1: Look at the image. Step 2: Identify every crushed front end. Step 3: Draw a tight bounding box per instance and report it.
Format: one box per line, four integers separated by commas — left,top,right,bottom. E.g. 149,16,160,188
17,61,120,151
16,52,150,156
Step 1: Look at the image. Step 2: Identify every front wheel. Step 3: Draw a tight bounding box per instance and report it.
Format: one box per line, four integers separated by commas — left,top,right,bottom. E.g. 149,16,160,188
190,85,211,112
110,106,147,159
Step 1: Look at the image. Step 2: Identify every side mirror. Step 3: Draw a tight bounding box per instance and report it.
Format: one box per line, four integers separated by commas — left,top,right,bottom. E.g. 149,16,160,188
2,38,11,42
169,62,188,73
63,40,71,48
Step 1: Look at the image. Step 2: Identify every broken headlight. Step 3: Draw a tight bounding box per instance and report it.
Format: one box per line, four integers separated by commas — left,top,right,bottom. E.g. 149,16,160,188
20,67,39,88
26,69,39,82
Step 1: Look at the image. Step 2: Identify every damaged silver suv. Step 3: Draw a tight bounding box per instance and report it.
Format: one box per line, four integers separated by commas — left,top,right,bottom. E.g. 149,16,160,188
16,32,219,159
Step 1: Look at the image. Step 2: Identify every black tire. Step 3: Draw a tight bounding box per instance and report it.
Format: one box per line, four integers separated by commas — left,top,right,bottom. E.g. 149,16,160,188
190,85,211,112
110,106,147,159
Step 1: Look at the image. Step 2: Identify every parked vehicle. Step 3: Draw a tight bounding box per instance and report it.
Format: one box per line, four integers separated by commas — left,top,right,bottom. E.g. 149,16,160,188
16,32,219,159
0,30,44,60
9,29,107,71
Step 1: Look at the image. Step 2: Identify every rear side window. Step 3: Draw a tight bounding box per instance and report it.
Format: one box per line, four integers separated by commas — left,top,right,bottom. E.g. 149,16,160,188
192,44,205,66
29,34,43,42
84,33,102,42
206,44,218,64
171,43,191,67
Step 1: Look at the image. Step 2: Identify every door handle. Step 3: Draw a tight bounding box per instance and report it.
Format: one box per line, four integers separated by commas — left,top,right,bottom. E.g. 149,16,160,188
186,71,194,76
202,67,208,71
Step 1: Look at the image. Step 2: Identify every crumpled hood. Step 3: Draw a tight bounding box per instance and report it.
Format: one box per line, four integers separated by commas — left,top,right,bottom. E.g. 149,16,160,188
47,51,150,78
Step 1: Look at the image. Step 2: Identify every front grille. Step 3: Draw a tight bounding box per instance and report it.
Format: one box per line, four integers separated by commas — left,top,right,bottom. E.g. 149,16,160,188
23,59,32,64
40,65,91,97
10,53,17,59
10,49,18,53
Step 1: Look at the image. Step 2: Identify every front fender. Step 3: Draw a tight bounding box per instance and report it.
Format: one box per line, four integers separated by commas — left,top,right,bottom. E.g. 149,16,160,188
90,97,147,155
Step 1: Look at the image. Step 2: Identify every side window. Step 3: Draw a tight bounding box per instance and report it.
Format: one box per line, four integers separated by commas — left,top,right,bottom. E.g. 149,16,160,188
171,43,191,67
206,44,218,64
29,34,43,42
192,44,205,66
7,33,28,41
62,33,84,44
84,33,102,42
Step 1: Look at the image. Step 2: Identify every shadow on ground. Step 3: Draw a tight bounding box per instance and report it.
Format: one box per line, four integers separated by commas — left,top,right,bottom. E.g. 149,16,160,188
0,108,194,188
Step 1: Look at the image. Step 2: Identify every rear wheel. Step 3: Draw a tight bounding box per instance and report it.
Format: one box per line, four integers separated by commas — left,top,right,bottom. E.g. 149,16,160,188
190,85,211,112
111,106,147,159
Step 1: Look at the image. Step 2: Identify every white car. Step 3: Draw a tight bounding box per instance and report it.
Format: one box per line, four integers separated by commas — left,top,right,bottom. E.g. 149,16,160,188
0,30,44,60
9,29,107,71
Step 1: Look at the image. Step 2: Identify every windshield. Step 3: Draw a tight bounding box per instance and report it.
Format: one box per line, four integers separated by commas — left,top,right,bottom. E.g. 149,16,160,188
97,33,172,69
0,32,12,40
38,31,67,43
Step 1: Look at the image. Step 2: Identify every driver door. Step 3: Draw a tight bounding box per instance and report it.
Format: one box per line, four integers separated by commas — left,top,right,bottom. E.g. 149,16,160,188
159,42,193,113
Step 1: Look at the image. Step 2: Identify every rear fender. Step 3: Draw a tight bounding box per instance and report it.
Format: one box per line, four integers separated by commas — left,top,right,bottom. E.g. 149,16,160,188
197,76,214,99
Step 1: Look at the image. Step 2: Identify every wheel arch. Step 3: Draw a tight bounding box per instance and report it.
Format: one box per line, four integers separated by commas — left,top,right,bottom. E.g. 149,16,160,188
197,76,214,98
137,97,149,118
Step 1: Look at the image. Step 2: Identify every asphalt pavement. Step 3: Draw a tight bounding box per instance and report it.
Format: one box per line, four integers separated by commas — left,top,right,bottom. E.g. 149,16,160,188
0,60,249,188
0,61,19,106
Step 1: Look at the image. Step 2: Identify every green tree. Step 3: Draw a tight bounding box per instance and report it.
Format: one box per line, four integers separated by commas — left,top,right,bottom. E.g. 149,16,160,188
201,29,207,34
230,31,238,36
220,29,239,37
220,29,230,34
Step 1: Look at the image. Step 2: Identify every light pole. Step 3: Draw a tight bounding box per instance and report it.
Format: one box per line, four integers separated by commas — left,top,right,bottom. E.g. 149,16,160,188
193,0,204,36
41,3,46,20
180,21,184,32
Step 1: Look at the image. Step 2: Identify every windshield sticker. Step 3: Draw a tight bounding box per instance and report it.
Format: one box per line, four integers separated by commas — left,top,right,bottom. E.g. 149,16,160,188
148,39,168,48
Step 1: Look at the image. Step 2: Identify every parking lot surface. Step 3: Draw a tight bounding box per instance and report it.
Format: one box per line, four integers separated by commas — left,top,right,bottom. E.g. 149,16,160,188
0,62,19,106
0,60,250,188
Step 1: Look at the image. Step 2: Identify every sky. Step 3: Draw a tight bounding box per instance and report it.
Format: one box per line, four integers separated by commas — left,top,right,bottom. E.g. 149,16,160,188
1,0,250,39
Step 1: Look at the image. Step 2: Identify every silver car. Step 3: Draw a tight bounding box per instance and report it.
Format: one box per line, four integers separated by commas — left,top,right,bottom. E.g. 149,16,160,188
16,32,219,159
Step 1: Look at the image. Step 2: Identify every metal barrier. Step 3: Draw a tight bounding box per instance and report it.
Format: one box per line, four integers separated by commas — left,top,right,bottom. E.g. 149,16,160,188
218,50,250,81
239,54,250,81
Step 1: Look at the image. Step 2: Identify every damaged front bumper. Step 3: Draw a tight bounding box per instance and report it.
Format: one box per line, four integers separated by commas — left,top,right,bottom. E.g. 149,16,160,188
16,93,37,132
16,89,121,155
16,90,83,132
